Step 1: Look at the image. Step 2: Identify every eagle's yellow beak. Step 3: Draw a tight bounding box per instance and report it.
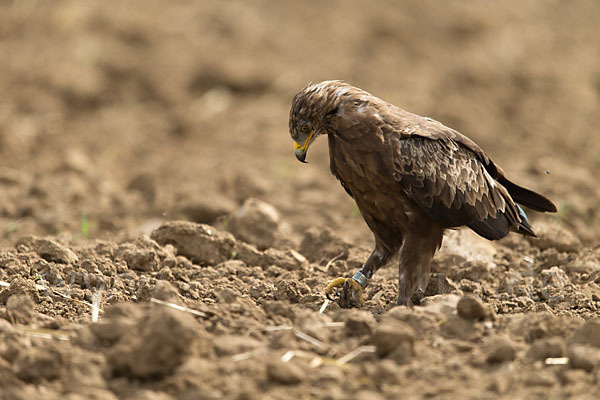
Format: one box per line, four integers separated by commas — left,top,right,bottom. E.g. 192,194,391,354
294,130,314,163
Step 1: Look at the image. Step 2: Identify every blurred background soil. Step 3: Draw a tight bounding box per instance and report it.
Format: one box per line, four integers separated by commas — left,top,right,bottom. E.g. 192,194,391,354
0,1,599,399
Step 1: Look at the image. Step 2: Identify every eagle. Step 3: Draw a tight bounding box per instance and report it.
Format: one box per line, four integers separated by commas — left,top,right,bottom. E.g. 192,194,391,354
288,80,557,307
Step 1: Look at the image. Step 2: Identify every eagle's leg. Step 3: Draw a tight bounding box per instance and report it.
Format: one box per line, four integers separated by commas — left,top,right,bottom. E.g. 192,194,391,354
396,229,443,306
325,245,392,308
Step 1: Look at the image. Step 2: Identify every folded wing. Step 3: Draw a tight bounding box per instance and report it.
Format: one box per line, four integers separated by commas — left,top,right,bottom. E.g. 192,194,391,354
392,135,535,240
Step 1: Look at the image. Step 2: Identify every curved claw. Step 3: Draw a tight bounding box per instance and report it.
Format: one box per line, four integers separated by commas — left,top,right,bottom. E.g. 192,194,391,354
324,276,365,307
325,277,348,301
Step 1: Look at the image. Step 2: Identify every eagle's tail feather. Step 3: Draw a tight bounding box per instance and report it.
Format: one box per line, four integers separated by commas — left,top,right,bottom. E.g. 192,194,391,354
499,177,557,213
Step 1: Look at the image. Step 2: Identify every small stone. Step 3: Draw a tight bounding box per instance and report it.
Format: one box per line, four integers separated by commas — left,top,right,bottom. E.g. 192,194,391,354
373,319,415,363
226,198,281,250
266,360,305,385
15,235,78,264
457,295,492,321
485,336,517,364
151,221,236,266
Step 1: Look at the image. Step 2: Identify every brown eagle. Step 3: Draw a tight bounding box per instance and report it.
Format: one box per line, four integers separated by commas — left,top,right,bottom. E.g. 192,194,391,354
288,81,557,307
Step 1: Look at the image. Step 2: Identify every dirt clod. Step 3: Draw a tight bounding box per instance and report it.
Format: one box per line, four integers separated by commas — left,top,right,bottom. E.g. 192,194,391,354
485,336,517,364
107,307,201,379
151,221,236,266
151,280,180,302
373,318,415,363
266,361,305,385
226,198,281,250
440,315,483,341
0,2,598,398
14,344,65,383
0,277,40,305
119,245,161,272
457,295,492,321
15,235,78,264
526,337,567,361
569,319,600,348
568,345,600,372
343,310,377,337
4,295,35,324
263,248,308,271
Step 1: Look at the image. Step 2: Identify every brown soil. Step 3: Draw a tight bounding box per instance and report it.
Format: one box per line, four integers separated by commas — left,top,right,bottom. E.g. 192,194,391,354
1,1,600,399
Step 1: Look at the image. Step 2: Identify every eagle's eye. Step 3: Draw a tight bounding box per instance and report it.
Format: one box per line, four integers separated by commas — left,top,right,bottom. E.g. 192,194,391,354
300,124,311,133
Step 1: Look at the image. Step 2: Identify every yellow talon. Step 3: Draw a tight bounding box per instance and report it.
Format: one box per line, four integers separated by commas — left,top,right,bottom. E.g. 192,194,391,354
324,277,364,307
325,277,348,295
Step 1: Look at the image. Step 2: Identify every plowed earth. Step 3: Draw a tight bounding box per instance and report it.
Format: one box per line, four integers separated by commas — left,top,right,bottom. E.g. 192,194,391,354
1,1,599,399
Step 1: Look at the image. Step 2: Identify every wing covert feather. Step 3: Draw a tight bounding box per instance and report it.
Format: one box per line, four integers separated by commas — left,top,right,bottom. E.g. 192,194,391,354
392,137,520,230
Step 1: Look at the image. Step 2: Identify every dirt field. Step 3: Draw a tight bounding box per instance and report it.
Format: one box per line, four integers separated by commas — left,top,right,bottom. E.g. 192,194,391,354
1,1,600,399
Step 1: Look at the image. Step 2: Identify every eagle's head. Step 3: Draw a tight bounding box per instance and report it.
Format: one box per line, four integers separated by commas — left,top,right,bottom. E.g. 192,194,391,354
289,80,353,163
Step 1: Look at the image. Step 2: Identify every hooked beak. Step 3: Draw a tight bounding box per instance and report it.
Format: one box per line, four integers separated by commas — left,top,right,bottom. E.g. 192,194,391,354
293,130,314,164
294,147,307,163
